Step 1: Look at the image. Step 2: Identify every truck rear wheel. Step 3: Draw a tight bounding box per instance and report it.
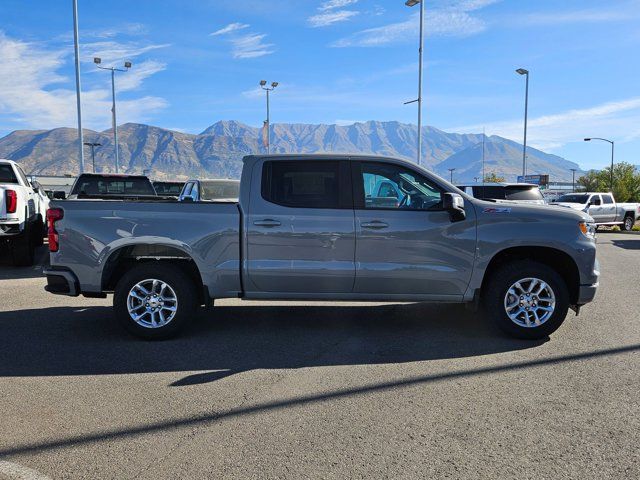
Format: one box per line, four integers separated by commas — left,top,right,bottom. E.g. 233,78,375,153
622,215,634,231
483,260,569,339
114,263,198,340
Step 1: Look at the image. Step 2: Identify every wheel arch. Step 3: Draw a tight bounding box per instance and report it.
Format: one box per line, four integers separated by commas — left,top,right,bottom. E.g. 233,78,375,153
101,244,207,305
481,246,580,305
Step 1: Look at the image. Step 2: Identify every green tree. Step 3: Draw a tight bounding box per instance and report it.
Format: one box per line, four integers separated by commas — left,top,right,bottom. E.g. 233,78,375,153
484,172,505,183
596,162,640,202
577,170,601,192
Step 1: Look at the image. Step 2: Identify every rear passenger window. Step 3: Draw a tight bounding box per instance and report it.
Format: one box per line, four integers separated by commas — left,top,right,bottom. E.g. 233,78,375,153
261,161,343,209
602,195,614,204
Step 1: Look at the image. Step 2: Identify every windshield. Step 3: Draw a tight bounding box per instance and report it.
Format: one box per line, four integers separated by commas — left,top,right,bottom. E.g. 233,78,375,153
153,182,184,195
557,194,589,204
73,176,156,196
200,181,240,200
0,164,18,184
504,186,544,201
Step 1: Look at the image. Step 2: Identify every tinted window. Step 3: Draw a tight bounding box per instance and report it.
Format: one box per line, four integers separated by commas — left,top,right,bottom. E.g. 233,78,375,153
602,194,614,204
191,182,199,200
153,182,184,195
72,176,156,196
181,182,194,197
262,161,341,209
472,186,505,200
0,164,18,184
200,181,240,200
359,162,442,210
504,186,544,201
16,165,29,186
557,194,589,204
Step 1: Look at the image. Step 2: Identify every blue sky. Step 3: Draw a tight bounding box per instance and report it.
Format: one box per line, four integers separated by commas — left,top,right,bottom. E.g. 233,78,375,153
1,0,639,170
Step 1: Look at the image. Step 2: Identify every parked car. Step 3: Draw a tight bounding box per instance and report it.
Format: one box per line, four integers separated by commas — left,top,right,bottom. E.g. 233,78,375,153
0,159,42,265
67,173,159,200
456,182,545,205
553,192,640,231
178,179,240,202
29,179,50,238
152,181,185,197
44,154,598,340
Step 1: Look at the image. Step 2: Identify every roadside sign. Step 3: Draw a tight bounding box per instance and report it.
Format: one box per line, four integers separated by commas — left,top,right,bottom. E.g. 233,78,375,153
517,174,549,186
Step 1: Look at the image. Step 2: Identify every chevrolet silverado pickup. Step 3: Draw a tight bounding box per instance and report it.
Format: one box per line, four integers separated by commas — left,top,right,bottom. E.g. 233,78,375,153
44,154,599,340
1,159,43,265
553,192,640,231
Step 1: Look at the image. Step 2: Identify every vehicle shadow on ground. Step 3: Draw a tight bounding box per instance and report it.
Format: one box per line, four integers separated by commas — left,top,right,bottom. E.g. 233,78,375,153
0,303,545,384
0,245,49,279
610,239,640,250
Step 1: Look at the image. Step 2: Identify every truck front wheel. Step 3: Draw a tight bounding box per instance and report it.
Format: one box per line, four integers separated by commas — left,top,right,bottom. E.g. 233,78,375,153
483,260,570,339
114,263,198,339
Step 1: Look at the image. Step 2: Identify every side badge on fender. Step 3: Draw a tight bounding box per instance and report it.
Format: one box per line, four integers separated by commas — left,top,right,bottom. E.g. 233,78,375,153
483,207,511,213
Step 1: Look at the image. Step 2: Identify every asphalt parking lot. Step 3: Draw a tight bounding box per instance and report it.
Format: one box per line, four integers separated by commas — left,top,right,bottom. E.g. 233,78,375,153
0,234,638,479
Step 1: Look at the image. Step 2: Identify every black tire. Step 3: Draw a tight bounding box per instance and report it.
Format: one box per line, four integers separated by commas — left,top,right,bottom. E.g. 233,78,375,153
10,226,35,266
35,215,45,246
482,260,570,340
622,215,634,232
114,263,198,340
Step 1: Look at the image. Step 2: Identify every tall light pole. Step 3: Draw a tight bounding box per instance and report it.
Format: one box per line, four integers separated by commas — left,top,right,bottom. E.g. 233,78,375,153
260,80,278,154
94,57,131,173
569,168,577,193
584,137,614,191
84,142,101,173
72,0,84,173
516,68,529,179
448,168,456,183
404,0,425,167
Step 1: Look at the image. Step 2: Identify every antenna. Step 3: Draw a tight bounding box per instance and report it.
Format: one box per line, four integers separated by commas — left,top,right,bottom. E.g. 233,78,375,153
482,127,486,199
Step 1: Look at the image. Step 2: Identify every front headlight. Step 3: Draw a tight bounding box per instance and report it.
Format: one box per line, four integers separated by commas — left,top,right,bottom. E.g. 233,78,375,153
579,221,596,239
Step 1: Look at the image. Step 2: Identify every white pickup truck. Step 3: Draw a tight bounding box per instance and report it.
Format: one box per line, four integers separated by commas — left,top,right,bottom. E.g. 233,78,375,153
0,159,45,265
553,192,640,231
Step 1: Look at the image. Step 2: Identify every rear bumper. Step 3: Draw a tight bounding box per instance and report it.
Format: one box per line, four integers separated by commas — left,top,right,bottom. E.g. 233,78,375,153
43,267,79,296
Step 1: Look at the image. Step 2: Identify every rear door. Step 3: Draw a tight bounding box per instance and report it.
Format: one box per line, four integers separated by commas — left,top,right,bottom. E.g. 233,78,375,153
352,160,476,299
600,194,617,222
245,159,355,294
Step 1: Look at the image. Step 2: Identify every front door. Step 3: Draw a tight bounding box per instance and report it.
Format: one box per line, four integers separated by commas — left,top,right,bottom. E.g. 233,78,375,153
352,161,476,299
245,159,355,295
587,195,603,222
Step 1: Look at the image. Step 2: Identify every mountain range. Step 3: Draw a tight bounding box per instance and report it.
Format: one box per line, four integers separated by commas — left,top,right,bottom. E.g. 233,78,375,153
0,120,582,182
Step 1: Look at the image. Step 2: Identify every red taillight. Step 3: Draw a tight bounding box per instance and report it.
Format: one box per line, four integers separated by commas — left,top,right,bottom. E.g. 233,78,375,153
47,208,64,252
5,189,17,214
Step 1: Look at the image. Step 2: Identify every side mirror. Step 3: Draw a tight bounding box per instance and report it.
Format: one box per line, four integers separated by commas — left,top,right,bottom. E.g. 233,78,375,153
443,192,466,222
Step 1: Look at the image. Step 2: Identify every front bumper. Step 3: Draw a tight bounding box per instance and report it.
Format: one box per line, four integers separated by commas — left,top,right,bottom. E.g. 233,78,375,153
43,267,79,296
577,283,598,305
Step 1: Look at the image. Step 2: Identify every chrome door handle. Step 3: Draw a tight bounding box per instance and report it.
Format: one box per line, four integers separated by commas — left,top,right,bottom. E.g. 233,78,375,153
254,219,281,227
361,221,389,229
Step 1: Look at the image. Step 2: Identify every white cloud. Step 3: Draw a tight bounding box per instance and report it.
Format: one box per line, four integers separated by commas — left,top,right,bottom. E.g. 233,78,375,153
210,22,249,36
319,0,358,11
333,0,499,46
210,23,274,59
309,10,359,27
230,33,274,58
83,40,170,65
0,32,167,131
452,98,640,150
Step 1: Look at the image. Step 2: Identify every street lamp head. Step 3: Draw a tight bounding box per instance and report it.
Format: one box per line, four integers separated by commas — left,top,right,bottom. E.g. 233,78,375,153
584,138,591,142
259,80,267,86
271,81,279,88
405,0,420,6
93,57,101,64
516,68,529,75
124,61,132,69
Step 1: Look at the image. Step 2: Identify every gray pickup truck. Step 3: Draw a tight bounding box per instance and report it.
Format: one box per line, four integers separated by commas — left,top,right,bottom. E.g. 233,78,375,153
44,154,599,340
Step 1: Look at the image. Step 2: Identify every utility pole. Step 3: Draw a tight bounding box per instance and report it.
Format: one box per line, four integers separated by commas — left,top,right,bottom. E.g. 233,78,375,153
448,168,456,183
94,58,131,173
516,68,530,179
570,168,577,192
404,0,425,167
584,137,615,191
84,142,101,173
259,80,278,154
72,0,84,173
